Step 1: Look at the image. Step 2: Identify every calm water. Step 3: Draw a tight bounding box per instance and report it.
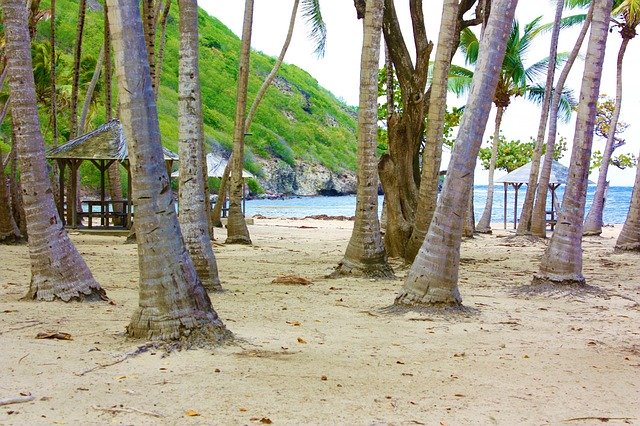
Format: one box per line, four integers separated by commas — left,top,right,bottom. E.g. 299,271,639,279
245,185,633,225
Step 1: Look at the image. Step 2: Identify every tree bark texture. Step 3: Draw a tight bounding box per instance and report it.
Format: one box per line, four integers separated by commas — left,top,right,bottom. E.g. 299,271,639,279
395,0,518,306
70,0,86,139
531,4,593,237
177,0,222,292
334,0,392,278
533,0,612,286
226,0,254,245
516,0,563,235
107,0,230,342
0,157,21,242
405,0,460,262
3,0,106,301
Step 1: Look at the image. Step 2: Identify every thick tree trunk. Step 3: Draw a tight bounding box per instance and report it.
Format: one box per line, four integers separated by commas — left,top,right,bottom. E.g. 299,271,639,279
476,106,504,233
533,0,612,286
531,4,593,237
226,0,254,245
177,0,222,292
583,36,630,235
406,0,461,262
3,0,106,301
517,0,563,235
107,0,230,342
333,0,392,278
395,0,518,306
616,147,640,251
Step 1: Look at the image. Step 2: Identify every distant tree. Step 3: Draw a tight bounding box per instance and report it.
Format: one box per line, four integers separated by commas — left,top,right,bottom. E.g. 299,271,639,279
616,149,640,251
478,135,567,173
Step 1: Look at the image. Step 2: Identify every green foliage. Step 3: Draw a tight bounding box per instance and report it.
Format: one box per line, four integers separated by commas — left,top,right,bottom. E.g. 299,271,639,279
479,135,567,173
25,0,357,192
590,95,636,171
246,178,264,195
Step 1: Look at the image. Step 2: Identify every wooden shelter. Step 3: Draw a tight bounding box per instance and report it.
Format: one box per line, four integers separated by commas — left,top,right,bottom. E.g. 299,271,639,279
47,120,178,229
495,156,569,230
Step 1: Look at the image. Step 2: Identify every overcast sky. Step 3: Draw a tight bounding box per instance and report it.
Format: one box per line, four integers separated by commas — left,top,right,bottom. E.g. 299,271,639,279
200,1,640,186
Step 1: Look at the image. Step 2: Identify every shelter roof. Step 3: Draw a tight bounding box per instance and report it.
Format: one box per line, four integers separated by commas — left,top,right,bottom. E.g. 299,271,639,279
46,119,178,161
495,156,569,185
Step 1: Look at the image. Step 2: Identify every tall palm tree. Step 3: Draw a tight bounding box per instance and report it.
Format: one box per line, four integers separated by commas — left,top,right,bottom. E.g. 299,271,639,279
533,0,612,286
106,0,230,342
516,0,564,235
583,0,639,235
396,0,519,306
2,0,106,301
333,0,393,278
226,0,254,245
457,18,568,233
69,0,86,140
530,2,594,237
405,0,461,262
177,0,222,291
616,147,640,250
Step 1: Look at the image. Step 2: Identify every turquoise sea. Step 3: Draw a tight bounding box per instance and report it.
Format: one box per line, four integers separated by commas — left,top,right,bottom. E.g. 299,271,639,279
244,185,633,225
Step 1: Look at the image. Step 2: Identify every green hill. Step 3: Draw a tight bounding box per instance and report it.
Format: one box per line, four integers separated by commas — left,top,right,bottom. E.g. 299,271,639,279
29,0,359,194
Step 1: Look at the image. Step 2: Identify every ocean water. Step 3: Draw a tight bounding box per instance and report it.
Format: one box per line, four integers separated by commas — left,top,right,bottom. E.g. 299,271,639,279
244,185,633,225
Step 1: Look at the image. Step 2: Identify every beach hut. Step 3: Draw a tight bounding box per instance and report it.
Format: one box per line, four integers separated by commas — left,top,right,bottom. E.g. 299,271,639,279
47,120,178,230
495,156,569,230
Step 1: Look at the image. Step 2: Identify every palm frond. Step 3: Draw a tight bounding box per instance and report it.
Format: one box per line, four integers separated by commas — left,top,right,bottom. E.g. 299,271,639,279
613,0,640,27
446,64,474,97
564,0,591,10
301,0,326,58
458,28,479,65
526,84,577,122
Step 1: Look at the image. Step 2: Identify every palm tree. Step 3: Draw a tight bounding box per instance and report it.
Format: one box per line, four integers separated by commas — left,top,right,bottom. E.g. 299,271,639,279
516,0,564,235
177,0,222,291
333,0,393,278
2,0,106,301
583,0,639,235
457,18,567,233
396,0,519,306
226,0,254,245
530,2,594,237
69,0,86,140
405,0,461,262
533,0,612,286
616,147,640,250
106,0,230,342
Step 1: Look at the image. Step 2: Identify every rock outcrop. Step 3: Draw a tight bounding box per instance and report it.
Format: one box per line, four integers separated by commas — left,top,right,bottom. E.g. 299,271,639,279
258,159,356,196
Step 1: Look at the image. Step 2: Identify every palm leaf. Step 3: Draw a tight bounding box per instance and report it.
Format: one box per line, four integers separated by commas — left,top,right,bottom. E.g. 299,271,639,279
301,0,326,58
526,84,577,122
458,27,479,65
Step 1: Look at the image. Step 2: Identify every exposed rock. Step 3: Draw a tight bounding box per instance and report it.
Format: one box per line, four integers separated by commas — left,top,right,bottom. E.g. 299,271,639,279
258,159,356,197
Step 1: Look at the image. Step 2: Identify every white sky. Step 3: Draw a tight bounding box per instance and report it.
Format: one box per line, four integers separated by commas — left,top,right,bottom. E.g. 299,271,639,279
200,1,640,186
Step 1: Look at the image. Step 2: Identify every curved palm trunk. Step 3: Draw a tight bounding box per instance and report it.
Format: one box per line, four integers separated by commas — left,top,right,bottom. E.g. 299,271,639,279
476,106,504,233
516,0,563,235
405,0,460,262
531,4,594,237
177,0,222,292
396,0,518,306
154,0,172,93
2,0,106,301
333,0,393,278
533,0,612,286
107,0,229,342
584,36,631,235
79,45,105,133
226,0,254,245
70,0,86,139
616,147,640,250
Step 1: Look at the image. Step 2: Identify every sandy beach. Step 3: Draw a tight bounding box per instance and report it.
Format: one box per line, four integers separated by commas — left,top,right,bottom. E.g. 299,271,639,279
1,218,638,425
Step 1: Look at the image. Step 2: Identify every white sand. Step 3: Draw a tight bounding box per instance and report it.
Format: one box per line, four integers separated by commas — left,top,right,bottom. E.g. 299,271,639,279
0,219,638,424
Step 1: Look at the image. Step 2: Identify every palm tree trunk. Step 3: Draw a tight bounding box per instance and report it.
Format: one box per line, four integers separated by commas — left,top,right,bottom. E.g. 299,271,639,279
476,106,504,233
177,0,222,292
2,0,106,301
70,0,86,139
79,45,105,134
531,3,594,237
50,0,58,147
616,147,640,251
0,152,21,242
584,37,630,235
154,0,172,94
226,0,254,245
395,0,518,306
406,0,460,262
516,0,563,235
533,0,612,286
332,0,392,278
106,0,230,342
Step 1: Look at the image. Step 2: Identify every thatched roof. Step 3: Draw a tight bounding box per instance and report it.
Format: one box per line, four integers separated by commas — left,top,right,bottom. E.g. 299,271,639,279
171,153,254,178
46,119,179,161
495,156,569,185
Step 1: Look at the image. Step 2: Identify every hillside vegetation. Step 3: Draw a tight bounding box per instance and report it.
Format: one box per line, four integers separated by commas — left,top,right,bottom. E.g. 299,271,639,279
28,0,359,194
